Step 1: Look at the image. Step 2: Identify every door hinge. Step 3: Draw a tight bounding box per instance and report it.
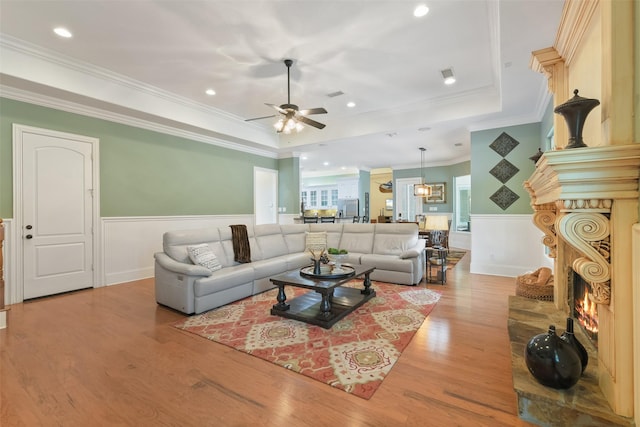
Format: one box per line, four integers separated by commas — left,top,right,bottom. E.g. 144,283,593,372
88,188,94,197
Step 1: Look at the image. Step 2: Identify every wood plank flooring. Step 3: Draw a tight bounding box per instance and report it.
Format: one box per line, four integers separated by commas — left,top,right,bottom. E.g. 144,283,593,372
1,253,534,426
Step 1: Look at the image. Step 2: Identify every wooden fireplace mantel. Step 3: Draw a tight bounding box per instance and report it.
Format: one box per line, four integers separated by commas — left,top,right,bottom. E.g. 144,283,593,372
525,143,640,417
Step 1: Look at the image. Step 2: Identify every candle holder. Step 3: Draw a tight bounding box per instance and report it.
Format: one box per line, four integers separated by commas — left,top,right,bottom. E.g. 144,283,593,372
554,89,600,149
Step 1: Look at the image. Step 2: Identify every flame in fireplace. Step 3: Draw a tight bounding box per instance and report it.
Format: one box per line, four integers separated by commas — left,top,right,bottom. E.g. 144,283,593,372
576,286,599,335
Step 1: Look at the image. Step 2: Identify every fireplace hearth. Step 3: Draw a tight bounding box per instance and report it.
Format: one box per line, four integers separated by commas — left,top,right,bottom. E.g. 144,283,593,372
508,296,633,426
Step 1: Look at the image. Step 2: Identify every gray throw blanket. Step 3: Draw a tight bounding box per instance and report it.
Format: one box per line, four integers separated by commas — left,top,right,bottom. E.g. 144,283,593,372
230,224,251,263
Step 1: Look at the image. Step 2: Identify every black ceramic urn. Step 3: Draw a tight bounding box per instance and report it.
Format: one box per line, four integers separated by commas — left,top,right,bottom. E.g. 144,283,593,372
524,325,582,389
560,317,589,374
554,89,600,149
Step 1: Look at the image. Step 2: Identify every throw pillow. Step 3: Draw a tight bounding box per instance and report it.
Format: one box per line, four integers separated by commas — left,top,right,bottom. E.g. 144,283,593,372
305,231,327,256
187,244,223,272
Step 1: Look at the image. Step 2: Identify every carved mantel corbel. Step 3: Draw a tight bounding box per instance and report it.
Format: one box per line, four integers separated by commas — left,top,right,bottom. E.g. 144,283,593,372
532,202,558,258
556,206,611,305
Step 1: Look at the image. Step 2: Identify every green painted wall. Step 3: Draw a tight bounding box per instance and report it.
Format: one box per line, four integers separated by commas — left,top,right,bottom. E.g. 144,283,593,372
277,157,299,214
393,160,470,213
0,98,279,218
540,98,555,150
470,123,540,214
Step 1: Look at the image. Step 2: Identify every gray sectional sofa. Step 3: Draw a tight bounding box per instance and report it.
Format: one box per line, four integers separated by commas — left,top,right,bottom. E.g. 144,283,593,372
154,223,425,314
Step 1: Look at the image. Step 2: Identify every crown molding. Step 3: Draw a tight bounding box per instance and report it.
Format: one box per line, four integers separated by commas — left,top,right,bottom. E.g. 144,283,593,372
0,85,278,160
554,0,599,66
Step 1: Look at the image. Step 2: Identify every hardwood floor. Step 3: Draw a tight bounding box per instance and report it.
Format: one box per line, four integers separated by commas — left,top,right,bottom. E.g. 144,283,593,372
1,253,534,426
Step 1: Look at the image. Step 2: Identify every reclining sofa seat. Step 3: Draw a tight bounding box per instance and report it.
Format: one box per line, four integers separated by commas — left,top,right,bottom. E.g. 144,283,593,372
154,223,425,314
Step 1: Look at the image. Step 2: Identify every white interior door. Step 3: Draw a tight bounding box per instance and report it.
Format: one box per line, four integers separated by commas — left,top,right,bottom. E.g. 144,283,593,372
255,167,278,225
396,177,423,221
18,126,96,299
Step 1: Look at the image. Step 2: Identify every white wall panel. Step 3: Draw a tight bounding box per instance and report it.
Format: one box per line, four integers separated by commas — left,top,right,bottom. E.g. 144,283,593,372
102,215,253,286
470,214,553,277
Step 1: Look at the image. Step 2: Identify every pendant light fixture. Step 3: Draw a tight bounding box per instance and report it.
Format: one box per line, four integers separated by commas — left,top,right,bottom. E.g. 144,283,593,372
414,147,432,197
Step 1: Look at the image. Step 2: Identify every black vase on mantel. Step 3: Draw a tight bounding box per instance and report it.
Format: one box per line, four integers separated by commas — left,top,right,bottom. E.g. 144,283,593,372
560,317,589,374
524,325,582,389
554,89,600,149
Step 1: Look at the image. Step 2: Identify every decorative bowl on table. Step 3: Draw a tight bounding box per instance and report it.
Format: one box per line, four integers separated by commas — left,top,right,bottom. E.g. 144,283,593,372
328,253,349,273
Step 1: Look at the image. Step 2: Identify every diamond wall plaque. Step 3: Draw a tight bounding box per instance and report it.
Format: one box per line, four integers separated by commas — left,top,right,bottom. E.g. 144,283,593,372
489,132,520,157
489,159,520,183
490,186,520,210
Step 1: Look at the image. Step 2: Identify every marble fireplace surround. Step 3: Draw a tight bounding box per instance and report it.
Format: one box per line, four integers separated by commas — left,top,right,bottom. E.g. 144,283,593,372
524,143,640,418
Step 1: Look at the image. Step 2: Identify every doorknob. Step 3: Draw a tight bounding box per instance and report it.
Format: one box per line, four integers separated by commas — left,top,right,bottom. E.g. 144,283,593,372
26,225,33,230
25,234,33,239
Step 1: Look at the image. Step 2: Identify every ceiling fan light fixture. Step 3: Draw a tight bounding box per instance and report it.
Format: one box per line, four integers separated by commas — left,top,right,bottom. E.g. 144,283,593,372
441,68,456,85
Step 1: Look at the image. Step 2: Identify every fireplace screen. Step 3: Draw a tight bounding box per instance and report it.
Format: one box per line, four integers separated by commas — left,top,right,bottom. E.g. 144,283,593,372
572,272,598,345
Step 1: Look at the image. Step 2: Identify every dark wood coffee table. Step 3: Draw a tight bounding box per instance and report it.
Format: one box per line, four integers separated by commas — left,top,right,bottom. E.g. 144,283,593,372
269,264,376,328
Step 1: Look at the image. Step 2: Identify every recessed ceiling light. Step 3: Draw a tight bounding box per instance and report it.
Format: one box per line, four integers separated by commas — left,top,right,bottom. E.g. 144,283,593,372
441,68,456,85
323,162,330,166
414,4,429,17
301,156,308,160
205,88,216,96
347,101,356,108
53,27,72,38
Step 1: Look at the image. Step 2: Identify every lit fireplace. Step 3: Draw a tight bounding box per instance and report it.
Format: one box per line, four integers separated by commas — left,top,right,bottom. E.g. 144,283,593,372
572,272,598,345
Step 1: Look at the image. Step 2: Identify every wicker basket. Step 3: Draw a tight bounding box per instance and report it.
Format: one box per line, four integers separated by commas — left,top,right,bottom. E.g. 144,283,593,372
515,275,554,301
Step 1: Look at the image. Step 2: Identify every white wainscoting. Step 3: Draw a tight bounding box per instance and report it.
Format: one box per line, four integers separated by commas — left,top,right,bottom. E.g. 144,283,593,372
470,214,553,277
2,218,17,304
102,215,254,286
448,231,471,251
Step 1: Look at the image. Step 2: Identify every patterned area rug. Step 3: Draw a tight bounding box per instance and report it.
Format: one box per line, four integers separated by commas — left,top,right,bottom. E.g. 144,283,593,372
173,281,441,399
447,250,467,267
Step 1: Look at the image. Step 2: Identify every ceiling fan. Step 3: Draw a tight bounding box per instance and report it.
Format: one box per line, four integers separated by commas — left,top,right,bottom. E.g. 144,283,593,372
245,59,327,133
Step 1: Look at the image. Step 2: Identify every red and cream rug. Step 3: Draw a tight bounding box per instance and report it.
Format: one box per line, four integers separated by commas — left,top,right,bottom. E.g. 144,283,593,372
172,281,441,399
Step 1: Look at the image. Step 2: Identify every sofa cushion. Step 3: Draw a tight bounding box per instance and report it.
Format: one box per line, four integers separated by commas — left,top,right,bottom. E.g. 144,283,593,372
360,253,414,273
339,223,375,254
194,264,255,297
187,244,223,272
251,257,289,280
280,224,309,253
164,227,221,264
372,223,420,255
255,224,289,259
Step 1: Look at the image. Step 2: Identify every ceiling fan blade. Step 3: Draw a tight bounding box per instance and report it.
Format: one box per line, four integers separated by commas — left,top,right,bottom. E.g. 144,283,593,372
295,114,326,129
245,115,276,122
265,103,288,115
299,107,327,116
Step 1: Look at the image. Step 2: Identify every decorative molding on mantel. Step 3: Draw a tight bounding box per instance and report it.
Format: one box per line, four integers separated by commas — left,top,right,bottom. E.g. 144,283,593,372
525,144,640,206
525,144,640,306
554,0,600,67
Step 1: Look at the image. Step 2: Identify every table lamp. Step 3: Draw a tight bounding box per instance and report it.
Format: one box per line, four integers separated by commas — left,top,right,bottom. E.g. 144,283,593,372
424,215,449,248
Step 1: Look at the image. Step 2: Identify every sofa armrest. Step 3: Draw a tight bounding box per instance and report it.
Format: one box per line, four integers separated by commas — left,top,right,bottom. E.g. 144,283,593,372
400,249,421,259
154,252,212,277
